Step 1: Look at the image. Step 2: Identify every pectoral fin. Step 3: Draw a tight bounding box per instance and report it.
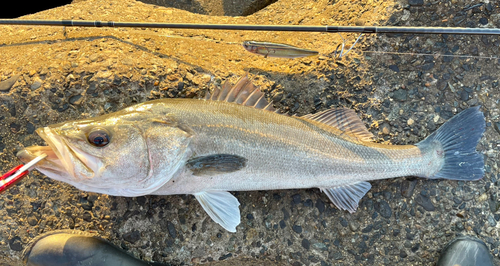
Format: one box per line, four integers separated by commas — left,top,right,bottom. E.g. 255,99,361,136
320,181,371,213
194,191,241,232
186,154,247,176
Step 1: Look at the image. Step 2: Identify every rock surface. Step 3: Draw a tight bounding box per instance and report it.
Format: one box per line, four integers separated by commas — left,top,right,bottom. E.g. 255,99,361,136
1,0,500,265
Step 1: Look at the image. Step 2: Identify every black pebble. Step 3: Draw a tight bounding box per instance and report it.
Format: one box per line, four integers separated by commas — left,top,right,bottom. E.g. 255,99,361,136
69,94,82,105
292,194,301,205
401,180,417,198
246,213,254,220
479,17,488,25
57,103,69,112
123,230,141,244
26,122,35,134
9,236,23,251
82,211,92,222
408,0,423,6
315,199,325,213
219,253,232,261
389,65,400,72
416,194,435,211
392,89,407,101
9,122,21,133
301,239,310,250
279,220,286,229
460,90,470,101
292,225,302,233
374,201,392,218
167,221,177,239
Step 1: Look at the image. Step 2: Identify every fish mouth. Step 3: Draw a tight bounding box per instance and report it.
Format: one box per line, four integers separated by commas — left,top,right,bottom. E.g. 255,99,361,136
17,127,88,181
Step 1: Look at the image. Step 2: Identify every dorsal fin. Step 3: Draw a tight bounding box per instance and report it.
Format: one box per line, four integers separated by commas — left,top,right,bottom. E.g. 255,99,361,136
207,75,275,112
301,108,374,142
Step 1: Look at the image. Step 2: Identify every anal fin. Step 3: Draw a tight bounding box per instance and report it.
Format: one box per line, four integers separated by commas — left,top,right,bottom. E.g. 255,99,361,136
320,181,371,213
194,191,241,232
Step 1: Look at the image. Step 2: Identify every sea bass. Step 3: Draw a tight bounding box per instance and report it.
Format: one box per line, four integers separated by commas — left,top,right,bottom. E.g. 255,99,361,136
17,76,485,232
242,41,319,58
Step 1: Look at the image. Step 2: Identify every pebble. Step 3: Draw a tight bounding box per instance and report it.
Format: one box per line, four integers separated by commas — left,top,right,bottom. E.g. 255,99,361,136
408,0,424,6
479,17,488,25
374,201,392,218
123,230,141,244
401,179,417,198
416,194,435,211
407,118,414,126
349,220,359,232
392,89,407,101
292,225,303,233
167,221,177,238
30,77,43,90
0,74,20,91
9,237,23,251
69,94,83,105
389,65,400,72
301,239,311,250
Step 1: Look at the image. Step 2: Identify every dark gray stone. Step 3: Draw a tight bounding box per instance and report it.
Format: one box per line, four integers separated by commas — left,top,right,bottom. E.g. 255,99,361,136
301,239,310,250
9,237,23,251
408,0,424,6
123,230,141,244
392,89,407,101
389,65,400,72
167,221,177,238
375,201,392,218
401,180,417,198
292,225,303,233
416,194,435,211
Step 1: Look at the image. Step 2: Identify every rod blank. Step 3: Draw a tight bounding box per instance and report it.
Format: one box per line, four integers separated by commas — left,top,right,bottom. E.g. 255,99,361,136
1,19,500,35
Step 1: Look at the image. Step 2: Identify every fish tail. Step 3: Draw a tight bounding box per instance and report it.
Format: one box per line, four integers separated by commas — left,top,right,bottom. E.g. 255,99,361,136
416,106,485,181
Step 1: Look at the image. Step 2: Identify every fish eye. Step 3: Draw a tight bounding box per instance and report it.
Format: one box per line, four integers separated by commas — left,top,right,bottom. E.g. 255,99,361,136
87,128,110,147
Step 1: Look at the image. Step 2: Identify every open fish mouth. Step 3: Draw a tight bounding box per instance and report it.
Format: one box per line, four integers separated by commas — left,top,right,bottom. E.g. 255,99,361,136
17,127,86,181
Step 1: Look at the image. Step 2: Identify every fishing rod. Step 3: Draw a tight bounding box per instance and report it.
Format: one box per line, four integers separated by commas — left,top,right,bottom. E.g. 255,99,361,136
1,19,500,35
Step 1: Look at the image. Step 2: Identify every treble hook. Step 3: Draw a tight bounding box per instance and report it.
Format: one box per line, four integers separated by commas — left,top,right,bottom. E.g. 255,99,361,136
334,33,364,59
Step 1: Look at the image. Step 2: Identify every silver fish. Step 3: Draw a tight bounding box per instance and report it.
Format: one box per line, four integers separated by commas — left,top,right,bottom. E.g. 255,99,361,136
242,41,319,58
18,76,485,232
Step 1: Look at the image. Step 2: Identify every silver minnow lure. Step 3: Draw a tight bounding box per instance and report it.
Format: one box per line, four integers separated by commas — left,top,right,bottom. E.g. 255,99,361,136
242,41,319,58
18,76,485,232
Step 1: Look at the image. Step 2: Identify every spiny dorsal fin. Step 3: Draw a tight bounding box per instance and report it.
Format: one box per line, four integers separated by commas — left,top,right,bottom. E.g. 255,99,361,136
207,75,275,112
301,108,374,142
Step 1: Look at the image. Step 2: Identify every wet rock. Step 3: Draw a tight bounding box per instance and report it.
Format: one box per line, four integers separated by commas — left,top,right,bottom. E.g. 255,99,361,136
0,74,20,91
401,179,417,198
416,194,435,211
9,237,23,251
123,230,141,244
374,201,392,218
57,103,69,112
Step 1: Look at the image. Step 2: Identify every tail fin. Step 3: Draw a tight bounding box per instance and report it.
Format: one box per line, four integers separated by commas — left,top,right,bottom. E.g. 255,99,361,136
417,106,485,181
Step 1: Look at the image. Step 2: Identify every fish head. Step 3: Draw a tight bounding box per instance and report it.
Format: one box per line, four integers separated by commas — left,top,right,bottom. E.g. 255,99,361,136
242,41,258,53
17,104,192,196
